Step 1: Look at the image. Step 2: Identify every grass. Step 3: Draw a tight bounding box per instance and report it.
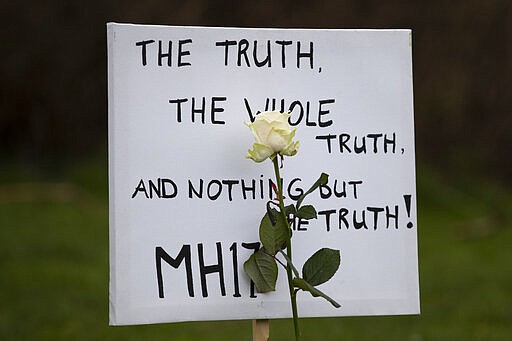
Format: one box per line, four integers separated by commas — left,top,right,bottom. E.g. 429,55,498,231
0,158,511,340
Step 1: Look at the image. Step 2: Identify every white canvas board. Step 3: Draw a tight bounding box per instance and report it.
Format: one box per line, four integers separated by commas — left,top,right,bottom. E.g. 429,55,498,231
107,22,419,325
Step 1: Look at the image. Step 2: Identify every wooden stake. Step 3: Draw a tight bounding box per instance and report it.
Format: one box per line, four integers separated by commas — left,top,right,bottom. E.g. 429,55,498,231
252,319,269,341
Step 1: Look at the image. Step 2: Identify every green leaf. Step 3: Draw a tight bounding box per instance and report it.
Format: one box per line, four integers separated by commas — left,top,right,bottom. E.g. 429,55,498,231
296,205,317,219
292,278,341,308
266,202,278,225
259,211,289,255
284,204,297,216
297,173,329,208
243,249,278,293
302,248,340,286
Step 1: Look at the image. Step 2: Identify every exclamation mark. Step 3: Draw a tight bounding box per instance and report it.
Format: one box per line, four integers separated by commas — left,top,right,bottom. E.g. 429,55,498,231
403,194,413,228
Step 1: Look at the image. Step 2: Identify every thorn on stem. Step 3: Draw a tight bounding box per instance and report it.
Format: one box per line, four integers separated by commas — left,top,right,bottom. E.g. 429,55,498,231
271,182,285,200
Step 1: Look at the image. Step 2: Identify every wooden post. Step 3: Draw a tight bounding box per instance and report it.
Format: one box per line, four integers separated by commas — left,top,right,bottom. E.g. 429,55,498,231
252,319,269,341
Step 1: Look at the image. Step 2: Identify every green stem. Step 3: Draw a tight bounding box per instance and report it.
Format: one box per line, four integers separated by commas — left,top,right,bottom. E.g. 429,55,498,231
272,156,300,341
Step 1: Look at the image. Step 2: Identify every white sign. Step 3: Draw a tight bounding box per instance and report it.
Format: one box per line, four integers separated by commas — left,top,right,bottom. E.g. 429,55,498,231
108,23,419,326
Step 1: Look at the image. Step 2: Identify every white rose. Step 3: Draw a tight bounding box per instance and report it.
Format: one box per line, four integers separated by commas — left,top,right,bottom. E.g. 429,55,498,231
245,111,299,162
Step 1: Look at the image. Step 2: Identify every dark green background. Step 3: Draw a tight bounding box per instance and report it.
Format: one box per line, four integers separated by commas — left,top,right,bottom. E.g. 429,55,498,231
1,1,511,339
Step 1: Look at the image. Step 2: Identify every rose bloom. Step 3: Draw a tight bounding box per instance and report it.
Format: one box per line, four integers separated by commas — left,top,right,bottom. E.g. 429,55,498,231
246,110,299,162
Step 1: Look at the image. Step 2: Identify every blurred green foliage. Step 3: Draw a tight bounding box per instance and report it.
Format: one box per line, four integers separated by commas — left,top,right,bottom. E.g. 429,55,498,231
0,158,511,340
